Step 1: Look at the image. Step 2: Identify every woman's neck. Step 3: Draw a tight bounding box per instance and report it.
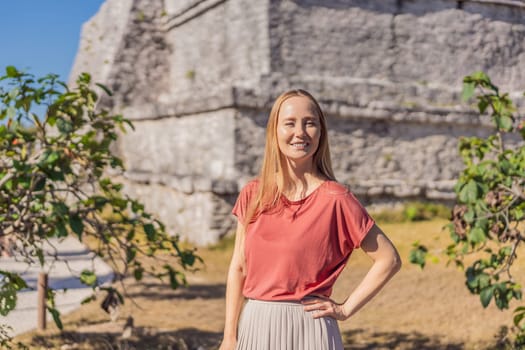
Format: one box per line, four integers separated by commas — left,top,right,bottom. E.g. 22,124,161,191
282,160,325,200
284,158,315,179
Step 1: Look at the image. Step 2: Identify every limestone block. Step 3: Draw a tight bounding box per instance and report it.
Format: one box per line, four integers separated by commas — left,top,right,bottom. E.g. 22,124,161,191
69,0,133,85
400,0,457,14
165,0,208,17
393,185,422,198
234,109,267,177
393,3,525,92
328,116,490,198
211,179,238,195
426,189,456,200
116,109,236,179
165,175,194,194
273,1,397,78
166,0,270,99
462,1,525,24
105,0,171,109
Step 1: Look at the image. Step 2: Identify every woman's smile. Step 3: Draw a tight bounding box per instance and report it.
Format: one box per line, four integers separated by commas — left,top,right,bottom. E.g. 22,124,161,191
290,141,309,150
277,96,321,164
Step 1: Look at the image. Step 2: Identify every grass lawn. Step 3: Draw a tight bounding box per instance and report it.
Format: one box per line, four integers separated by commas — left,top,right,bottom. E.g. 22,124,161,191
13,218,525,349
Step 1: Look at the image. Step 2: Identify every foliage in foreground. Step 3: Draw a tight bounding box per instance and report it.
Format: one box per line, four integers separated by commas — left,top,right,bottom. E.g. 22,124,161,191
410,71,525,346
0,67,199,347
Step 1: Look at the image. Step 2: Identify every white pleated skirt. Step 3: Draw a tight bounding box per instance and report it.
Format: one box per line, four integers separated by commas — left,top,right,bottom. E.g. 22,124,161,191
236,299,344,350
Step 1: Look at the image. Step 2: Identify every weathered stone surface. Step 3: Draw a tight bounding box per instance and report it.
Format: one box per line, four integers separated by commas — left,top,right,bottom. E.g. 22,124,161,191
69,0,133,86
116,109,236,179
165,0,270,101
271,1,397,79
71,0,525,244
393,3,525,91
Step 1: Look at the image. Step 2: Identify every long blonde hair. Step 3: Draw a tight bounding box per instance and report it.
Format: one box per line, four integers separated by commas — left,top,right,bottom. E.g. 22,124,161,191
244,89,336,225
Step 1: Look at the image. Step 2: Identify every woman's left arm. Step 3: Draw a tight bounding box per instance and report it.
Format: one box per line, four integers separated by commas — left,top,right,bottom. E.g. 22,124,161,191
303,224,401,320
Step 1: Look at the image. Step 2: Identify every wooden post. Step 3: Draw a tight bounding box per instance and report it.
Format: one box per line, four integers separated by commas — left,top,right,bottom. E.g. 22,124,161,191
37,272,47,331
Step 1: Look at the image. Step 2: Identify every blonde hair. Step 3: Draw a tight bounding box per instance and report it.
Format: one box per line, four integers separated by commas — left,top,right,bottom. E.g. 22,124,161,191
244,89,336,225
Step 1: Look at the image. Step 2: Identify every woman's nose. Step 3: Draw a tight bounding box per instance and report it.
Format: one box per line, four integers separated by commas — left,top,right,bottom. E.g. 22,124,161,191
294,124,306,136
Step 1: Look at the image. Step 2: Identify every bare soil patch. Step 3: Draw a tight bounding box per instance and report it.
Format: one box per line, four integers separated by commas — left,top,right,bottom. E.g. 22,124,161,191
15,219,521,349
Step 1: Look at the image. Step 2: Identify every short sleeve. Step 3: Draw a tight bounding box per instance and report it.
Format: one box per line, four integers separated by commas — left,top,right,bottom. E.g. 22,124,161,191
232,180,258,225
336,191,375,250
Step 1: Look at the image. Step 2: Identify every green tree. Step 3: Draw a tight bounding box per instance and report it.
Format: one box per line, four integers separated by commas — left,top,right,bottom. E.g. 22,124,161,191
410,71,525,347
0,67,199,348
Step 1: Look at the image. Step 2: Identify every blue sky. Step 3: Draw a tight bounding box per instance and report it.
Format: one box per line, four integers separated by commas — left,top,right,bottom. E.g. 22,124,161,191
0,1,105,82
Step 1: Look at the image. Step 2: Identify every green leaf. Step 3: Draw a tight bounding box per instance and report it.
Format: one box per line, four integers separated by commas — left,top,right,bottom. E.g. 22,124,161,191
463,209,475,223
56,118,73,134
495,114,514,132
480,286,494,308
54,221,68,237
45,151,60,165
499,246,513,258
131,201,144,213
33,176,46,191
514,313,525,328
47,306,63,330
0,270,28,316
3,178,13,191
5,66,18,77
126,229,136,241
69,214,84,238
166,266,179,289
95,83,113,96
466,267,478,290
514,306,525,313
459,180,479,204
514,207,524,221
475,218,488,232
477,99,489,114
81,294,97,305
36,248,45,266
112,197,127,210
80,270,97,287
48,169,65,181
52,202,69,216
514,306,525,328
495,288,508,309
180,249,197,267
47,114,56,126
478,273,491,289
126,246,137,263
143,223,156,241
470,71,494,91
133,266,144,281
499,159,511,174
462,82,476,102
468,227,486,244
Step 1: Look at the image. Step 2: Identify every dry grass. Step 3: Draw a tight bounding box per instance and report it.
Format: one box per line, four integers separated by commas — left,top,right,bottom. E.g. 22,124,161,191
13,219,525,349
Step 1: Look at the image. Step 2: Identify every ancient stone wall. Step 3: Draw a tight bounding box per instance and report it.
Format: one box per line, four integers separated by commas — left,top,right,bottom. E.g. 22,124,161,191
70,0,525,244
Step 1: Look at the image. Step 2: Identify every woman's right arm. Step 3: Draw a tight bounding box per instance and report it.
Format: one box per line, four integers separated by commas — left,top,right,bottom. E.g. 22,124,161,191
219,222,247,350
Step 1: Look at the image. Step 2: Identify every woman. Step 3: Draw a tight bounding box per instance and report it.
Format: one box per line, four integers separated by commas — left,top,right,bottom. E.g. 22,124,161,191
219,89,401,350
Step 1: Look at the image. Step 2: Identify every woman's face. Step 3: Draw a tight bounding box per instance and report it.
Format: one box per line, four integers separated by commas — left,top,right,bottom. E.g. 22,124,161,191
276,96,321,165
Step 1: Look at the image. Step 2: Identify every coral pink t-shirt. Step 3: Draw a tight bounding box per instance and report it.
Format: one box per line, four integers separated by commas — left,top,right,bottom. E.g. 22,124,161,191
232,180,375,301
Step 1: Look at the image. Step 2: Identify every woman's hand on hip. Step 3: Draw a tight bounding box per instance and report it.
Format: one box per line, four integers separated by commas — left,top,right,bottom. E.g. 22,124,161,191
302,296,349,321
218,337,237,350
